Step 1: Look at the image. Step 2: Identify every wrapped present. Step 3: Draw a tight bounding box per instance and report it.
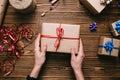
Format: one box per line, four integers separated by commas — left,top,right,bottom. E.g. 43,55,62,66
80,0,111,14
40,23,80,53
0,0,8,26
98,37,120,57
110,20,120,36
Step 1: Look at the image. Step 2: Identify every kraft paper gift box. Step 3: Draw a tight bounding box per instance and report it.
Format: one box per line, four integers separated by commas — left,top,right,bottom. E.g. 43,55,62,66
110,20,120,37
0,0,8,26
40,23,80,53
80,0,106,14
98,37,120,57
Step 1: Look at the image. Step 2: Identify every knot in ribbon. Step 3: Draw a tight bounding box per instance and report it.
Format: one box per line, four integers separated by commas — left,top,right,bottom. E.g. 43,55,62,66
90,22,97,31
55,24,64,51
115,22,120,34
104,41,113,51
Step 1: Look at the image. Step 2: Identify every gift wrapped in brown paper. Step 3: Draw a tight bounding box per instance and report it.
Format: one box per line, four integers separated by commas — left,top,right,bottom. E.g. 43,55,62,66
80,0,107,14
0,0,8,26
98,37,120,57
40,23,80,53
110,20,120,37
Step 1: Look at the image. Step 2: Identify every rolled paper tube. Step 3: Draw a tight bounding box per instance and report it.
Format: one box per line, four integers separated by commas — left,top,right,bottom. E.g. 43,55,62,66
0,0,8,26
9,0,36,14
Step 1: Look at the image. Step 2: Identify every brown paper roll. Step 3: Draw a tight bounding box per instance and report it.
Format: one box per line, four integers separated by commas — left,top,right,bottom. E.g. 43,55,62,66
9,0,36,14
0,0,8,26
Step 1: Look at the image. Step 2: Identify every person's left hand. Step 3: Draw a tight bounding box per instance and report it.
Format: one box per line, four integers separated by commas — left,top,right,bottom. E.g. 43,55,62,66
30,33,47,78
34,33,47,68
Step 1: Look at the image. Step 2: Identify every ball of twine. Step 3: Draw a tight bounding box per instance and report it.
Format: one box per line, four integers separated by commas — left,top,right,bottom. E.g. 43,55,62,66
9,0,36,14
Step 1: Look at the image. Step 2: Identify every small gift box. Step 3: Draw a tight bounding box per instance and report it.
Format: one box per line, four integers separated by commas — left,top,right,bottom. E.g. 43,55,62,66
110,20,120,36
0,0,8,26
80,0,108,14
40,23,80,53
98,37,120,57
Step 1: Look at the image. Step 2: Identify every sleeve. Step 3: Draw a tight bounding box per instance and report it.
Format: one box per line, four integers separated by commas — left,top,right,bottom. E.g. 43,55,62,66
26,75,39,80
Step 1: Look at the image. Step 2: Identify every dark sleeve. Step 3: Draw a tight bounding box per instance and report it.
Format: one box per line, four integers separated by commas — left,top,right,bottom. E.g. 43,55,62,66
26,75,39,80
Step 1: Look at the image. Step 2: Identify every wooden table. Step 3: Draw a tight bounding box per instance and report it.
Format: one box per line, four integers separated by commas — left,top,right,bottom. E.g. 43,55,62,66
0,0,120,80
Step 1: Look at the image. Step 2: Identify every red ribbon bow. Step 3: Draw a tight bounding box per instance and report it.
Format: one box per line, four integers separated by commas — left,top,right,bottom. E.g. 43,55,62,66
55,24,64,51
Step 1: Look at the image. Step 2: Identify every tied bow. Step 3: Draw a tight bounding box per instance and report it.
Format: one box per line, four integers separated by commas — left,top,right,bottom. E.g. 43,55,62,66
90,22,97,31
115,22,120,34
104,40,113,52
55,24,64,51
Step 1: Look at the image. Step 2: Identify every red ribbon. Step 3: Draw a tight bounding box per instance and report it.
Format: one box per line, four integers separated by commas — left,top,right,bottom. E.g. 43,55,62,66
41,24,80,51
0,24,34,77
0,58,15,77
17,24,34,41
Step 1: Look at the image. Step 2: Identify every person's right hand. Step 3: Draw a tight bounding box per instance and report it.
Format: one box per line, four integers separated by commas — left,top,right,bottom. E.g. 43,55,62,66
70,39,85,71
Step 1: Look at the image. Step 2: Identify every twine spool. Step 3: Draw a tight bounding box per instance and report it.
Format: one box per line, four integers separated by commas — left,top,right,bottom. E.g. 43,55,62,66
9,0,36,14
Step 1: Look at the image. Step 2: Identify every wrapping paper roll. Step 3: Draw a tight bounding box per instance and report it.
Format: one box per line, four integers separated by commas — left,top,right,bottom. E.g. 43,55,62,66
0,0,8,26
9,0,36,14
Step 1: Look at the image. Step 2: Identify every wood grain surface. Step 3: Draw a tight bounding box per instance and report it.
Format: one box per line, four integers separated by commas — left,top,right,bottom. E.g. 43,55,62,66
0,0,120,80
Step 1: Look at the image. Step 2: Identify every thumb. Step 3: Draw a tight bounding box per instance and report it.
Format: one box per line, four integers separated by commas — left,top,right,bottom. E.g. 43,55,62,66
70,48,76,59
42,45,47,54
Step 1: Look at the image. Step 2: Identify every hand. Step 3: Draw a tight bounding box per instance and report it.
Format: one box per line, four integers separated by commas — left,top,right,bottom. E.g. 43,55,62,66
70,39,85,80
34,33,47,68
70,39,85,71
30,33,47,78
